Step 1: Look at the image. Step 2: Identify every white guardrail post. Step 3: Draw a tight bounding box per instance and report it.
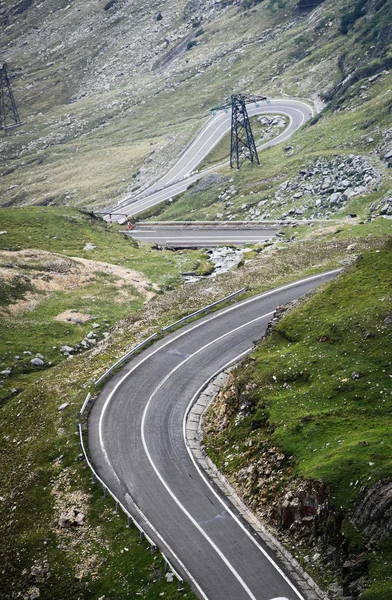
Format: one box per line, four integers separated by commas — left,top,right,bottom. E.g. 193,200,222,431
78,287,247,589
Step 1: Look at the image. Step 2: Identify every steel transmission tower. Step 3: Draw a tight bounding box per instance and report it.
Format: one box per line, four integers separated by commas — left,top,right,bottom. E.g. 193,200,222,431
0,63,22,131
230,94,266,169
211,93,267,169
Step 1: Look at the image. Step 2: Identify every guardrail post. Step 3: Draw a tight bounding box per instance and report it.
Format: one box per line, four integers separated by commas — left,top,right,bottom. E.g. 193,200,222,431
139,530,145,541
178,578,184,591
127,515,132,527
103,486,107,498
115,501,119,514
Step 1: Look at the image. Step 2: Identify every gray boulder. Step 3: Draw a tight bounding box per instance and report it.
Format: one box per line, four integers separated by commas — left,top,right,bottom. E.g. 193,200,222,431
30,358,45,367
60,345,74,354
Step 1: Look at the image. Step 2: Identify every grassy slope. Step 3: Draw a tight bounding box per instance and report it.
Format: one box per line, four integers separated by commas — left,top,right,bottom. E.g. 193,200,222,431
0,207,213,403
204,239,392,598
0,0,392,596
0,0,383,210
0,209,220,599
0,206,390,597
148,67,392,223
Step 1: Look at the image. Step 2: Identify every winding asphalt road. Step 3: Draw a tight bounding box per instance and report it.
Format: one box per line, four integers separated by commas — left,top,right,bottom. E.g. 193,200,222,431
124,224,279,247
89,270,339,600
107,98,313,220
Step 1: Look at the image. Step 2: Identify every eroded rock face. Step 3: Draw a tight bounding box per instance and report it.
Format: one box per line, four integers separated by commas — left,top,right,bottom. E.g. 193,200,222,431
352,480,392,542
278,480,330,531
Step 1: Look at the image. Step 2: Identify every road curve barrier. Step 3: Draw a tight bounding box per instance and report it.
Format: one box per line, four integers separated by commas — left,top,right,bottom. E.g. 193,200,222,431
94,333,159,388
78,287,247,590
161,287,246,334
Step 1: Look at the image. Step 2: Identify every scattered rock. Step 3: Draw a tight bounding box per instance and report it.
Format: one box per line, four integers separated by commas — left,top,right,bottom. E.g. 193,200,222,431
60,345,74,355
29,560,50,582
384,312,392,325
23,587,40,600
30,358,45,367
58,507,85,528
58,402,69,411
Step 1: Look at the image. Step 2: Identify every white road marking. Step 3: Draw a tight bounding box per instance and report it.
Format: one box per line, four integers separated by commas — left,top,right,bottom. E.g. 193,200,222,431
114,99,313,217
141,312,275,600
183,356,305,600
99,270,340,454
98,271,340,595
123,493,209,600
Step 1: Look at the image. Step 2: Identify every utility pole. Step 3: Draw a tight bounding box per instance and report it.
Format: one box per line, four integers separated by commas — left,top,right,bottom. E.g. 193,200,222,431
0,63,22,131
210,93,267,169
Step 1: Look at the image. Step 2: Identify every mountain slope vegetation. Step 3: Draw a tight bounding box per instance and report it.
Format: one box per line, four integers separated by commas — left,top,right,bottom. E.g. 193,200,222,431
204,239,392,599
1,0,392,599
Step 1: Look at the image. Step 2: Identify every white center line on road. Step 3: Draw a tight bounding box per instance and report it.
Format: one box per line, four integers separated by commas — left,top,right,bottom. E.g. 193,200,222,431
141,311,275,600
112,99,313,217
99,270,341,456
98,271,339,598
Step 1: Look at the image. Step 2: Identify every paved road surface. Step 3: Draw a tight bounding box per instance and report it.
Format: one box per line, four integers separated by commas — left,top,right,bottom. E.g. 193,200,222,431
89,270,339,600
106,98,313,220
124,225,279,247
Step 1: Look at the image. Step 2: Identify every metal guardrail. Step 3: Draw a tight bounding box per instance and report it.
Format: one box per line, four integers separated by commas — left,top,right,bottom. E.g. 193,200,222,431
162,288,246,334
79,392,91,418
78,421,184,589
79,287,247,590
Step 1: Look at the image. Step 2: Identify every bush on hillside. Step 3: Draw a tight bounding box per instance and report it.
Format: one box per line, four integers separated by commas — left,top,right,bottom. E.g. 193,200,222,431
340,0,367,34
296,0,326,10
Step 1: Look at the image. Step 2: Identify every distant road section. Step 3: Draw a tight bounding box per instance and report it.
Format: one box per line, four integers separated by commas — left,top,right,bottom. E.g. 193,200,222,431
124,224,279,247
106,98,313,220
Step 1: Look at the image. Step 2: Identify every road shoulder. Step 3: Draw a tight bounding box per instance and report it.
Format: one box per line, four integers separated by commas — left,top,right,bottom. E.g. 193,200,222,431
185,370,329,600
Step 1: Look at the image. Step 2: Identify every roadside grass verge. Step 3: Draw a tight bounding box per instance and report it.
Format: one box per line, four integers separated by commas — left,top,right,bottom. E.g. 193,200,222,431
203,239,392,597
0,361,194,600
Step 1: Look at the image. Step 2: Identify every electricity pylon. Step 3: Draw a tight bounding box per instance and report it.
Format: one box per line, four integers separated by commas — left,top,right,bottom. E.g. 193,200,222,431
0,63,22,130
211,93,267,169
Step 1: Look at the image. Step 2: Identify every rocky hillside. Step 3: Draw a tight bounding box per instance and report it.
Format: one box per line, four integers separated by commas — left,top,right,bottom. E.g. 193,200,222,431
1,0,391,212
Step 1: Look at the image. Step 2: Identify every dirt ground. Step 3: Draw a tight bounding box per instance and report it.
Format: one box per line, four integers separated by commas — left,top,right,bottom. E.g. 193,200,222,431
0,249,156,315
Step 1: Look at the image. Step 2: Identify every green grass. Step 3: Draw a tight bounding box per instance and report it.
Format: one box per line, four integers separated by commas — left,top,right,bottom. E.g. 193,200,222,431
0,207,213,403
204,239,392,597
0,207,207,284
0,210,390,598
0,360,194,600
3,0,391,214
145,67,392,224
